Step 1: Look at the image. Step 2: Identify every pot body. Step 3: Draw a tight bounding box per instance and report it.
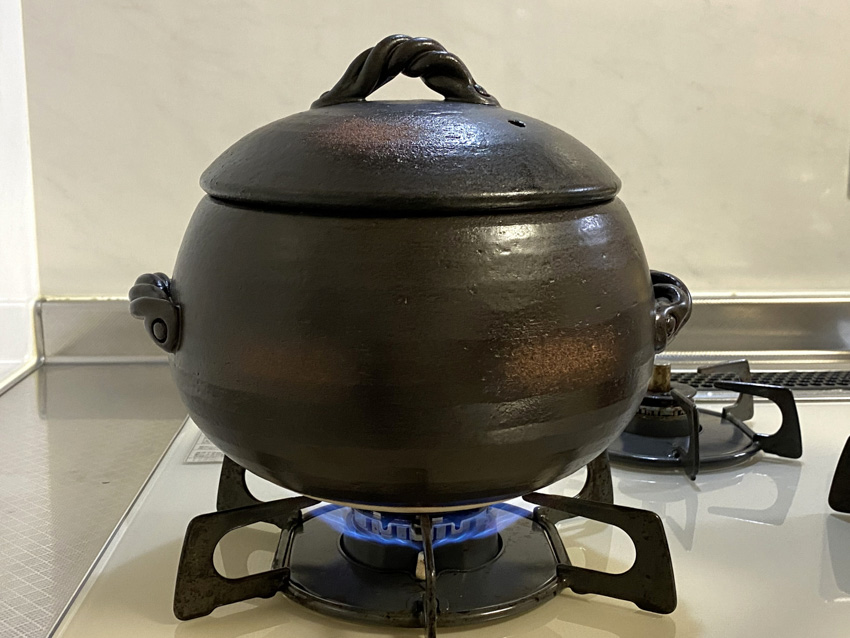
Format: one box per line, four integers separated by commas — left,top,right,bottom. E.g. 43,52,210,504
166,196,656,508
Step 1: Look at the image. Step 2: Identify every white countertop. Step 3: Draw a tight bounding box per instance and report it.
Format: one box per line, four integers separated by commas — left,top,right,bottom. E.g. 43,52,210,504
54,403,850,638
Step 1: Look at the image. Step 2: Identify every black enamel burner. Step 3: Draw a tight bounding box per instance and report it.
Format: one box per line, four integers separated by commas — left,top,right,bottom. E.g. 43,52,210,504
173,454,677,637
608,360,803,479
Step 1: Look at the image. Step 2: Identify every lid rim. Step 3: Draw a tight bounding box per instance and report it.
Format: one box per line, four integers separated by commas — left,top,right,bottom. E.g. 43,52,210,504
201,186,620,215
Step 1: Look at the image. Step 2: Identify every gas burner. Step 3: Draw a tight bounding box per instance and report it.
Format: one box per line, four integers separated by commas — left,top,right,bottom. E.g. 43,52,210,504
339,507,503,573
829,436,850,513
173,454,676,637
608,359,803,479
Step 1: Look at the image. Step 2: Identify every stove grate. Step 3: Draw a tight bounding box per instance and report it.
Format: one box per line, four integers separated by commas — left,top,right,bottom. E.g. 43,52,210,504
673,369,850,391
172,453,676,637
829,437,850,513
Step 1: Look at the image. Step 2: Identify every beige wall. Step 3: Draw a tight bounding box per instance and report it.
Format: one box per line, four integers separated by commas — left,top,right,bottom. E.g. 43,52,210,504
1,0,39,384
22,0,850,297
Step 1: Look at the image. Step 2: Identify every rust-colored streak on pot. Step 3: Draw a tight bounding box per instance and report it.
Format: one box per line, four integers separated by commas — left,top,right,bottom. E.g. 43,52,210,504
316,115,425,152
239,341,360,389
313,112,487,161
502,326,619,396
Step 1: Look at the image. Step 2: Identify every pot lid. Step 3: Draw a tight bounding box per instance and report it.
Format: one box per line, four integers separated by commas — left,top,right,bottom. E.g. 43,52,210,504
201,35,621,214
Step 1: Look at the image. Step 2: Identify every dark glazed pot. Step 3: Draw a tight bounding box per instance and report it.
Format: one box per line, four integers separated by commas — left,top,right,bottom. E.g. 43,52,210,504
131,35,691,509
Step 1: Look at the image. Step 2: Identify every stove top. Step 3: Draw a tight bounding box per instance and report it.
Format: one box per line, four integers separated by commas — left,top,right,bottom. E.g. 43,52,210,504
171,454,674,636
52,399,850,638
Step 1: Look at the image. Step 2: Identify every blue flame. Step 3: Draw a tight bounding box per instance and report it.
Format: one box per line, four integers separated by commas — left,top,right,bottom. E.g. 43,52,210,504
308,503,529,549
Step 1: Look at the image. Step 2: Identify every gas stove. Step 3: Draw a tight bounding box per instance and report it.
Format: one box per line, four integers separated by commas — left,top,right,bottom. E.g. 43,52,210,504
171,454,674,636
51,372,850,638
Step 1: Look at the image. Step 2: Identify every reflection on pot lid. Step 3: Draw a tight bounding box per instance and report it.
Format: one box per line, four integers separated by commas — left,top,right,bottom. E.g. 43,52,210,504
200,35,621,215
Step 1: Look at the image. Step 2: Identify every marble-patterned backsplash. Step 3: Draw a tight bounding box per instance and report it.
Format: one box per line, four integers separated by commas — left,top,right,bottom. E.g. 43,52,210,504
21,0,850,296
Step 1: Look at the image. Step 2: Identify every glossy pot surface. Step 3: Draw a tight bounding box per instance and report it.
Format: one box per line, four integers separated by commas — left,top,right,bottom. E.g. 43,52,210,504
130,35,691,509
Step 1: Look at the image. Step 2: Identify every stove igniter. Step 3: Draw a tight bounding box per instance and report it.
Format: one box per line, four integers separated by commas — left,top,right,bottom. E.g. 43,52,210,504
608,359,803,479
623,363,698,439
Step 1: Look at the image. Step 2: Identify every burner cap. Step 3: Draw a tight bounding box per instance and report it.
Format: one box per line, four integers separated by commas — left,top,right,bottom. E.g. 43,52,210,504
625,381,697,439
340,508,502,572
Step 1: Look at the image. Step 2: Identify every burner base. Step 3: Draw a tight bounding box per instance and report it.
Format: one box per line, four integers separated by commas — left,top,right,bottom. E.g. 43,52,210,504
609,409,762,469
283,504,557,628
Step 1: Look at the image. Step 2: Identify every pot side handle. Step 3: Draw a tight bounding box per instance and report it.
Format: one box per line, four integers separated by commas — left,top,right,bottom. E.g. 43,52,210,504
651,270,692,354
311,34,500,109
129,272,180,353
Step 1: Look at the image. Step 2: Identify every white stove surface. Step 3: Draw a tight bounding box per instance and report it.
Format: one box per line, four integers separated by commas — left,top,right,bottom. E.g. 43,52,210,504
54,403,850,638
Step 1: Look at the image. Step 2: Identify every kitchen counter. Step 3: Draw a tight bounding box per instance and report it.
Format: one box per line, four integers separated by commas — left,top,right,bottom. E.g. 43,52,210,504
52,407,850,638
0,363,186,637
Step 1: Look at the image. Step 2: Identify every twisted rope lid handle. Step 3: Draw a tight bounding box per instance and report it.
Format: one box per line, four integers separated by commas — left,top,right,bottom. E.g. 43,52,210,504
312,34,500,109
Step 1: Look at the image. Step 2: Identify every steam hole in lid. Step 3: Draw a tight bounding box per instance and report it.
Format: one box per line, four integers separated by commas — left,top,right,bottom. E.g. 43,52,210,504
508,119,526,127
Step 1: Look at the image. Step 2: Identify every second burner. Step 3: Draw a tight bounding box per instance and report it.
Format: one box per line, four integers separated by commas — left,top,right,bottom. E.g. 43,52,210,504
608,360,803,479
